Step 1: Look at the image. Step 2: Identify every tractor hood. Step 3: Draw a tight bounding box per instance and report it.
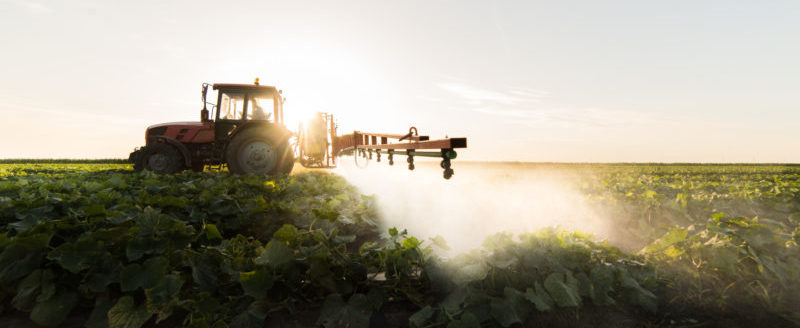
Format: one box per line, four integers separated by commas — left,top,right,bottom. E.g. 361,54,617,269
146,121,212,141
147,121,205,129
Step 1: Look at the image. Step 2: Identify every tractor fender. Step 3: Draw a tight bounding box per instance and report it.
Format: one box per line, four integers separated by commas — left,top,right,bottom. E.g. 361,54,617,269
147,136,192,168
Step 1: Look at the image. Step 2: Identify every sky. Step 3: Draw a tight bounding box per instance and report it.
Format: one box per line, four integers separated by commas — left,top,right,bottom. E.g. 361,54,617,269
1,0,798,162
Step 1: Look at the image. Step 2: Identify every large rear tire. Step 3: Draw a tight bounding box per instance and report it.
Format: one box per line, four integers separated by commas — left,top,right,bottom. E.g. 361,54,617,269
226,128,294,175
138,143,184,174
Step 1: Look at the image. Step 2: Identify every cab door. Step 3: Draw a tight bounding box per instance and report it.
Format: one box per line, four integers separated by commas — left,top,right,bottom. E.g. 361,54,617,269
214,90,247,143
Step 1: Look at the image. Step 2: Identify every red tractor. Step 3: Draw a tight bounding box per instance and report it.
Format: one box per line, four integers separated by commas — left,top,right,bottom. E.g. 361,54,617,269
129,80,295,175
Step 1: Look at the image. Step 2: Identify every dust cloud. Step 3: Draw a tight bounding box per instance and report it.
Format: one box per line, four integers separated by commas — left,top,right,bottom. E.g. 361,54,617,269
335,159,613,255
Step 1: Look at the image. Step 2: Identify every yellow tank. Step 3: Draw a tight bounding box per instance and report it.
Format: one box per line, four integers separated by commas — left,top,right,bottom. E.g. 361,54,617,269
300,113,329,165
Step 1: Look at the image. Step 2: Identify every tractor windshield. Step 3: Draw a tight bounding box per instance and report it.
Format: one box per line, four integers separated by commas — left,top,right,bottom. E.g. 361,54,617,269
247,95,273,121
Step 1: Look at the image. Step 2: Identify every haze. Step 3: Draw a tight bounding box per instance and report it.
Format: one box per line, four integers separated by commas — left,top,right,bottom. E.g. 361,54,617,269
335,161,610,254
1,0,799,162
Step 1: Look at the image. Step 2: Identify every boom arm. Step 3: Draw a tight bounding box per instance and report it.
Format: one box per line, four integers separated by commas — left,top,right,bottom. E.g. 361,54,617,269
298,113,467,179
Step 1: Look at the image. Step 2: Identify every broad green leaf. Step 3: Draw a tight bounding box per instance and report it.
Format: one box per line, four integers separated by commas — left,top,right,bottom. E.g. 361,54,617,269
334,234,357,244
640,227,688,255
135,207,176,236
255,239,293,268
490,288,530,327
446,312,480,328
108,296,151,328
204,223,222,240
589,265,616,306
430,235,451,251
487,255,517,270
273,224,298,243
107,175,126,188
442,287,470,314
85,297,113,328
120,256,169,292
239,269,274,300
30,290,78,327
126,237,149,261
543,272,581,308
0,232,9,249
574,272,592,297
318,294,345,328
146,275,183,306
312,208,339,222
47,237,104,273
318,293,371,328
10,206,55,232
0,233,51,281
86,259,122,293
409,306,435,328
229,304,267,328
644,190,658,199
616,267,657,313
8,215,44,233
345,261,367,282
146,275,183,323
13,269,45,311
37,274,56,303
706,244,740,276
524,284,553,312
402,236,421,249
662,246,684,258
0,250,43,282
490,297,522,327
452,263,489,285
84,204,106,217
187,253,218,291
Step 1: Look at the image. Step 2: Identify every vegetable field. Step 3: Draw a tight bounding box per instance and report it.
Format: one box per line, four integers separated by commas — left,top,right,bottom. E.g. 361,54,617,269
0,163,798,327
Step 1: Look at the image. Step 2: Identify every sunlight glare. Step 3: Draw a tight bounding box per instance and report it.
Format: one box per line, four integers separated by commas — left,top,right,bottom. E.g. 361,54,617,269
214,41,401,136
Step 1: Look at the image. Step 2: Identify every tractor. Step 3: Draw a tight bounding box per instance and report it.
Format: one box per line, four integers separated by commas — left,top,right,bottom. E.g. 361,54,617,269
130,79,468,179
129,80,294,175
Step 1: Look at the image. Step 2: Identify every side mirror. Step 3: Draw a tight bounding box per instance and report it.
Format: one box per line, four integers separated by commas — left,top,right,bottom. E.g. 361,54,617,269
201,83,210,122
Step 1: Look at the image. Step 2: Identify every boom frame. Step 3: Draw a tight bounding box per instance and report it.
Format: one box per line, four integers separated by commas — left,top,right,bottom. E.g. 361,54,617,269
331,126,467,179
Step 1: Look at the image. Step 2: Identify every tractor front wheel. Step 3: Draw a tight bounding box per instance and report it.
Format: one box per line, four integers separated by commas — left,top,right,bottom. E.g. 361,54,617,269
137,143,184,174
226,129,294,175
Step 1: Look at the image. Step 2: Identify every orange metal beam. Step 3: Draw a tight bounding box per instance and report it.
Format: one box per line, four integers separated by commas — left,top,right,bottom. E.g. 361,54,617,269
353,131,429,142
334,136,466,152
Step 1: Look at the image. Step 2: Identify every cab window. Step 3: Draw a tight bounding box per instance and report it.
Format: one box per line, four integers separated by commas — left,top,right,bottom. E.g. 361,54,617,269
247,95,274,121
219,92,245,120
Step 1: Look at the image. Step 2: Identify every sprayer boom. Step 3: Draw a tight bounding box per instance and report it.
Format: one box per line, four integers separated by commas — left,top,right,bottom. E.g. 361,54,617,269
297,114,467,179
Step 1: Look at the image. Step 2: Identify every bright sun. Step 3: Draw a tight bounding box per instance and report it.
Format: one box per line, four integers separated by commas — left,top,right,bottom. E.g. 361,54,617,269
217,42,402,137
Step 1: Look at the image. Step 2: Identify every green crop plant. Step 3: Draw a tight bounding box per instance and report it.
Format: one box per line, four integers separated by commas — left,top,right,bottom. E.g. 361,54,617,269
0,163,797,327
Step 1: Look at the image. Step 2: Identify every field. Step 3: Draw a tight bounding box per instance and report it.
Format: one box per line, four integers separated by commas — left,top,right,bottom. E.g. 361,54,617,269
0,162,798,327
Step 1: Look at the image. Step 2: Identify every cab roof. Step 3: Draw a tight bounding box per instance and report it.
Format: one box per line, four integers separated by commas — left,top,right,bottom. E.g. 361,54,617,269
212,83,278,95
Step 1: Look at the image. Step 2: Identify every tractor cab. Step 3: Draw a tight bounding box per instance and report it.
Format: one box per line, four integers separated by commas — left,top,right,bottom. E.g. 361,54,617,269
203,80,286,143
210,83,284,123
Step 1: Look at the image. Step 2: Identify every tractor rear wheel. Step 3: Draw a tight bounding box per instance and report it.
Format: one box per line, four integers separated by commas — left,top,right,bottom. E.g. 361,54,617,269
226,128,294,175
138,143,184,174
